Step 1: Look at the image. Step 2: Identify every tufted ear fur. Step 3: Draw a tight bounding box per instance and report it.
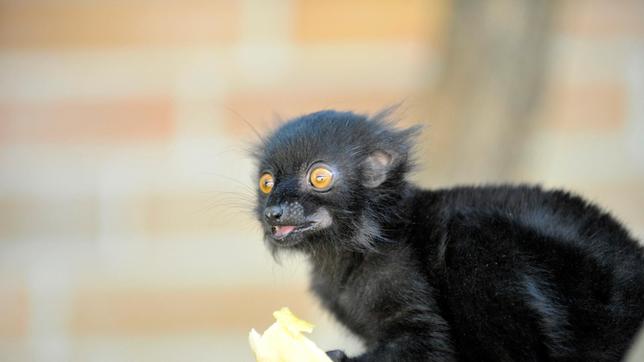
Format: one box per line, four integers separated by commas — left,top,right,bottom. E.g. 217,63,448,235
362,150,397,188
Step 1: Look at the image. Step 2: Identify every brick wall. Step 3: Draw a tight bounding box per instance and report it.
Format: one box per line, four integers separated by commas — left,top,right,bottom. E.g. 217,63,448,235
0,1,642,361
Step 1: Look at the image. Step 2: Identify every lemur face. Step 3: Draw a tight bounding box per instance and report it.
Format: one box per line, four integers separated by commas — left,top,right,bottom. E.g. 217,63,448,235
253,109,418,252
256,160,338,247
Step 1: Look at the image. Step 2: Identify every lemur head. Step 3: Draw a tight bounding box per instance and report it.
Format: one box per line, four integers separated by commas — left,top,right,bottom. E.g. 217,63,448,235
253,109,419,255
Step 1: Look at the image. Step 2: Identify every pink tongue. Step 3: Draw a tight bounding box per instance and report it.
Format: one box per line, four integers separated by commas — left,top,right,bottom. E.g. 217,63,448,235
275,225,296,237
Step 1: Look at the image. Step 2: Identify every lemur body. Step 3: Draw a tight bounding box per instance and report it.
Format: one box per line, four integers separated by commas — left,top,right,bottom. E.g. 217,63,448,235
253,110,644,361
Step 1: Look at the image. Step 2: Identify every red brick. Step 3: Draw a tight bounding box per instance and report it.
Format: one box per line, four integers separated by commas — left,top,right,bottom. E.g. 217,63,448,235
0,0,240,49
0,97,174,144
0,284,29,338
293,0,448,45
558,0,644,37
542,82,626,131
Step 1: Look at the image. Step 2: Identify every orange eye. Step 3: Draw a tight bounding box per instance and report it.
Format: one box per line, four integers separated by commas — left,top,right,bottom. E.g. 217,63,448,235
259,173,274,194
309,166,334,191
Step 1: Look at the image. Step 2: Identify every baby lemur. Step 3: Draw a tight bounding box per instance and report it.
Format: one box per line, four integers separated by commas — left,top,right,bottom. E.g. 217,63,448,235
252,109,644,361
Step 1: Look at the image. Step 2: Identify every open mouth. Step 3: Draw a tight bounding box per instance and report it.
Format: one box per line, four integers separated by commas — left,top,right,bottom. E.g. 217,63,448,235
270,222,315,240
264,207,331,244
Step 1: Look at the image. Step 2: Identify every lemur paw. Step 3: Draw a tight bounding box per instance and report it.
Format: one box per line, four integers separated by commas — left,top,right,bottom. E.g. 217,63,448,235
326,349,349,362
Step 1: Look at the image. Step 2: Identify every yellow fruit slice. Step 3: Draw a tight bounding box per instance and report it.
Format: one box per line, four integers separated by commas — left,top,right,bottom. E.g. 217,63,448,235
249,308,332,362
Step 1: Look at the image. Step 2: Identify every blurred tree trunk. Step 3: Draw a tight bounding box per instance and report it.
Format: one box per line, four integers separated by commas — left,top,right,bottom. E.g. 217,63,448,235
425,0,556,183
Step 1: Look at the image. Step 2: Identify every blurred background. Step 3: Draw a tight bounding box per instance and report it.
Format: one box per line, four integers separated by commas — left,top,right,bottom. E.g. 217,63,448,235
1,0,643,361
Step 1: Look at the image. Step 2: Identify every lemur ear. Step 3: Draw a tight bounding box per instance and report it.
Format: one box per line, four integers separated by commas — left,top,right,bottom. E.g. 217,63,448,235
362,150,396,188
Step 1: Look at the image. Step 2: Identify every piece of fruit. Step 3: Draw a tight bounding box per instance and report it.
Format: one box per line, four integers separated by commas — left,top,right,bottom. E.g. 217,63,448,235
249,307,332,362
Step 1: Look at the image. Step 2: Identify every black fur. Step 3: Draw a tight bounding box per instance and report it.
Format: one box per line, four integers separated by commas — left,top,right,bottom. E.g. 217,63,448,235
252,109,644,361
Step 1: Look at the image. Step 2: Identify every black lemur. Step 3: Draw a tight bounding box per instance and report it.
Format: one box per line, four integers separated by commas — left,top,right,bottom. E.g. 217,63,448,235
252,109,644,361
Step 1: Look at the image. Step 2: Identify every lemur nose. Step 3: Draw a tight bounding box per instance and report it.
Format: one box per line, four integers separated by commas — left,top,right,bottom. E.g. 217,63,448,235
264,205,283,222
